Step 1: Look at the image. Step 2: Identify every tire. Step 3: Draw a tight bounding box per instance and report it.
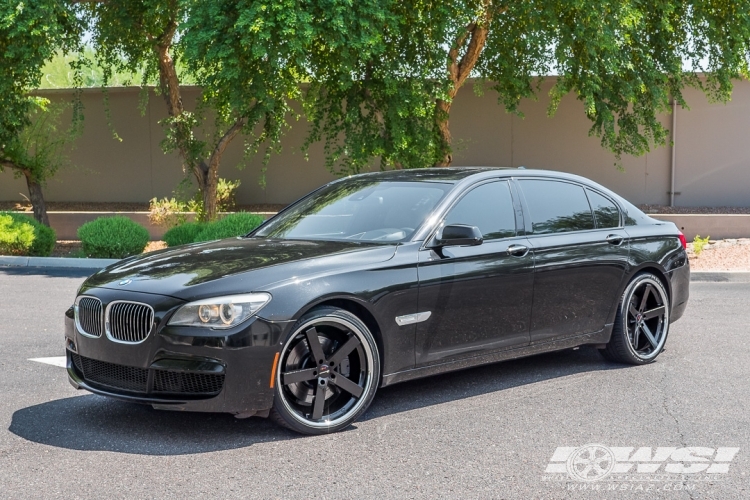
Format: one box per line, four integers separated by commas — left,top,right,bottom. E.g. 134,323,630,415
270,307,380,435
600,273,670,365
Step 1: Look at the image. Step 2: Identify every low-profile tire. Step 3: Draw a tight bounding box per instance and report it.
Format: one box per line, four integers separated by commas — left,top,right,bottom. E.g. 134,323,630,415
600,272,670,365
270,307,380,435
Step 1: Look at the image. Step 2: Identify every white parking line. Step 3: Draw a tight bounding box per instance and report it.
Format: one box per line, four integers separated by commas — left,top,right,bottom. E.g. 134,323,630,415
29,356,67,368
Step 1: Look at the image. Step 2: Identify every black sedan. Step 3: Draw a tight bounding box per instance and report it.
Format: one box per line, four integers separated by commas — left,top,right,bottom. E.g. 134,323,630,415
65,168,689,434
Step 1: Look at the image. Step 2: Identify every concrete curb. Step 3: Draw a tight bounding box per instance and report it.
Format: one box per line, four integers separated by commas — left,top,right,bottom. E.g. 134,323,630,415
690,271,750,283
0,256,118,269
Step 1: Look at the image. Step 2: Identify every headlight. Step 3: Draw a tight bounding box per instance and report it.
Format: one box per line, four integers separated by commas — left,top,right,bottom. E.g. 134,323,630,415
168,293,272,329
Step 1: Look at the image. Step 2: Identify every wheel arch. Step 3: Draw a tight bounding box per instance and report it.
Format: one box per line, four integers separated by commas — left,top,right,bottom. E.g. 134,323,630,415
605,263,672,327
291,295,385,379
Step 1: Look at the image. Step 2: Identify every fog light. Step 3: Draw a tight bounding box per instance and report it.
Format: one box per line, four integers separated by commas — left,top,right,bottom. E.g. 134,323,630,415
67,339,77,352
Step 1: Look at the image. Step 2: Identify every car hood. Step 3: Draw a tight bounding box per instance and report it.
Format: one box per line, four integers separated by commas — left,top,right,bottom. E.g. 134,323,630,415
80,237,397,301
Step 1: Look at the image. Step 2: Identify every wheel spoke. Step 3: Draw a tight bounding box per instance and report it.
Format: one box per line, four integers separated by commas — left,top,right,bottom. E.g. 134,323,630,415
628,303,640,319
328,335,361,366
639,285,653,312
641,323,659,349
643,305,666,320
311,381,326,420
331,373,364,398
282,368,317,385
632,325,641,350
305,327,327,365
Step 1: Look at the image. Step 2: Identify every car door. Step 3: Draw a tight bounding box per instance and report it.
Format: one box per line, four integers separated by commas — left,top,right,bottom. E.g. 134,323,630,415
415,180,534,366
515,178,630,343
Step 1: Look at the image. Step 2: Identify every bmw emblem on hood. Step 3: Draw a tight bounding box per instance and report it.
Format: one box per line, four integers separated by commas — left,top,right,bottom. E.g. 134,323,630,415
119,279,132,286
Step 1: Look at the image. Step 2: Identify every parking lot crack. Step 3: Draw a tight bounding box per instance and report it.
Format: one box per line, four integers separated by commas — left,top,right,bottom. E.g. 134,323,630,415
657,368,697,500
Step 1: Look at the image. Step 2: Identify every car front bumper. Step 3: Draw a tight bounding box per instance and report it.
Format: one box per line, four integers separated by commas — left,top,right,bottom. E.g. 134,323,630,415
65,288,294,415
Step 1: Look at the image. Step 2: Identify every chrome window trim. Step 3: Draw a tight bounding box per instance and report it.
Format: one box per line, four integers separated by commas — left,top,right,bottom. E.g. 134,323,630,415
74,295,103,339
512,176,627,235
104,300,155,345
419,178,517,250
583,187,624,229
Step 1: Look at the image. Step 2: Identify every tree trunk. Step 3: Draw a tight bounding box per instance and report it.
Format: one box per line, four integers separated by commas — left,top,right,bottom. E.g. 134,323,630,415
202,167,218,221
22,170,49,226
433,6,494,167
202,119,245,221
154,28,243,221
435,99,453,166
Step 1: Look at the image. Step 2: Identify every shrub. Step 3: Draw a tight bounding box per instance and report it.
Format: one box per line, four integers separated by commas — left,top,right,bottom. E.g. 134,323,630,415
164,222,205,247
194,213,264,242
216,178,241,211
0,212,56,256
77,216,149,259
148,178,241,226
692,234,711,255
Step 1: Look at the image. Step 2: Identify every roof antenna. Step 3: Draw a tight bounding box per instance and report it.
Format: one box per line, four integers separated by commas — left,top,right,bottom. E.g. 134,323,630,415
518,165,526,169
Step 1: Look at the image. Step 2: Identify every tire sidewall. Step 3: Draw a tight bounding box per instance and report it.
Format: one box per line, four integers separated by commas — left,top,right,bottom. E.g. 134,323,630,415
272,307,381,435
619,273,670,363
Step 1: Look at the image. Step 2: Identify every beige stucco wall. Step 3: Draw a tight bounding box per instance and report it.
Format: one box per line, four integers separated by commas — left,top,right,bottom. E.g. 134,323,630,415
2,79,749,207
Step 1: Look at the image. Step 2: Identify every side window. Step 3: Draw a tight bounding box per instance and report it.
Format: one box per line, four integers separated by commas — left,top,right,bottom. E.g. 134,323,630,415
519,179,595,234
444,181,516,240
586,189,620,228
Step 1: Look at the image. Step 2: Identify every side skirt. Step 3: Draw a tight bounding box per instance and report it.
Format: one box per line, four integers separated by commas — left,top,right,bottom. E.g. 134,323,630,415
380,328,611,388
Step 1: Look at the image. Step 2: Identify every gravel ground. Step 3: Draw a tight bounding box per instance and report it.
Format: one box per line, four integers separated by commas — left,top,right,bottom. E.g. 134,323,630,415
687,238,750,272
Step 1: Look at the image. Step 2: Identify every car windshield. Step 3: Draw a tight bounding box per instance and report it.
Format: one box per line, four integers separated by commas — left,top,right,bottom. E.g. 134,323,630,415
253,179,452,242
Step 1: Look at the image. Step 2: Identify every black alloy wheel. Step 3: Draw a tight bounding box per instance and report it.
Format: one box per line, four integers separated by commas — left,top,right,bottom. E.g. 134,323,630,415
601,273,670,364
271,307,380,434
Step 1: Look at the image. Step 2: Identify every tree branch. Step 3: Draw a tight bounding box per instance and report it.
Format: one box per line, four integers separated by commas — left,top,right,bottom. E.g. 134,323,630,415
208,118,245,170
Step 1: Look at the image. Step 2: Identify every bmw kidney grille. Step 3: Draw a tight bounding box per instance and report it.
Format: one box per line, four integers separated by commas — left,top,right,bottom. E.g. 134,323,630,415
105,301,155,343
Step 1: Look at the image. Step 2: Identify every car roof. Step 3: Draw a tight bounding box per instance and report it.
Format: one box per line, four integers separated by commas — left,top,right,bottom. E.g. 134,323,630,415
349,166,606,187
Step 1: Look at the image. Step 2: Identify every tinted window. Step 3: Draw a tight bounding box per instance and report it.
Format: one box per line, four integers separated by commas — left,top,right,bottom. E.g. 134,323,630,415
586,189,620,228
519,180,595,234
255,180,451,242
444,181,516,240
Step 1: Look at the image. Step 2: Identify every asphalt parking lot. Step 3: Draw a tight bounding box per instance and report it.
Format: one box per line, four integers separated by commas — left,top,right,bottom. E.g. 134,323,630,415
0,268,748,499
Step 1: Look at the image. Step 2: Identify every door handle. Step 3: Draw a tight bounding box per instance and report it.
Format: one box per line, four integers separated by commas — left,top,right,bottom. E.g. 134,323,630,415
507,244,529,257
606,234,624,246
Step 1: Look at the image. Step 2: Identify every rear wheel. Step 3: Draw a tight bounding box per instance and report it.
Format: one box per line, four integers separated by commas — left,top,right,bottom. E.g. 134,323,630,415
601,273,670,364
270,307,380,434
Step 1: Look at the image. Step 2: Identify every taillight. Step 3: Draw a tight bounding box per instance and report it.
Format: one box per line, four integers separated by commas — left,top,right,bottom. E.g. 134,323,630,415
678,232,687,249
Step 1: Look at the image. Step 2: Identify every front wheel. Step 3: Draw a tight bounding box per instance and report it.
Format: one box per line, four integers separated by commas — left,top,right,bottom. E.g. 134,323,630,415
270,307,380,435
600,273,670,364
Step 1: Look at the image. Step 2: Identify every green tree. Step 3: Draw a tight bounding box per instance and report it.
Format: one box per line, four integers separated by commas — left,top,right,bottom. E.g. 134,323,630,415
84,0,272,221
194,1,750,172
0,0,81,225
304,0,750,169
0,101,80,226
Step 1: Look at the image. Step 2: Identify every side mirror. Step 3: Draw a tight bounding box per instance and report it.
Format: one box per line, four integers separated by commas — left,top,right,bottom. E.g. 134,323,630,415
430,224,483,248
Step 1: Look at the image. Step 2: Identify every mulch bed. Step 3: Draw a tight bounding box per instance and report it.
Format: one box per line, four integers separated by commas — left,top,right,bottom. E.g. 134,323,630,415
0,201,286,213
639,205,750,214
3,201,749,214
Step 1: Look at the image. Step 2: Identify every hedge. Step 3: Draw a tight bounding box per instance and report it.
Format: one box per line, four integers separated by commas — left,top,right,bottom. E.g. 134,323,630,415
164,213,264,247
0,212,56,256
77,216,149,259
